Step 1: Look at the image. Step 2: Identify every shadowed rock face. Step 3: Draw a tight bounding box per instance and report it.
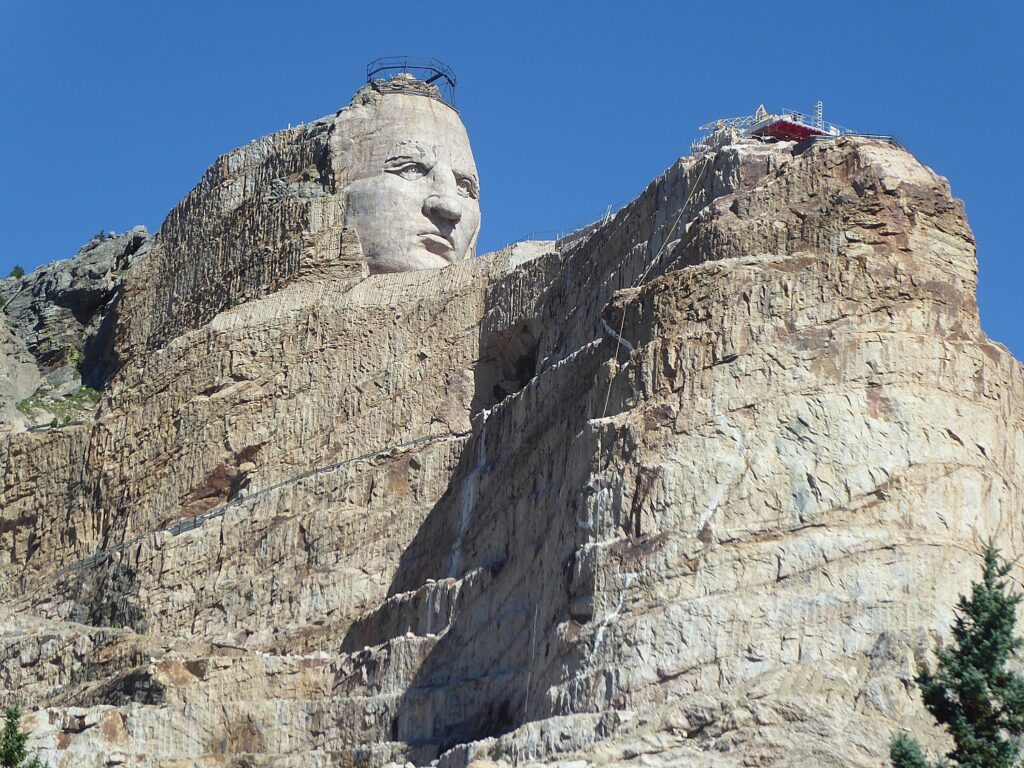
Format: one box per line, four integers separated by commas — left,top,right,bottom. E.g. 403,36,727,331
0,126,1021,768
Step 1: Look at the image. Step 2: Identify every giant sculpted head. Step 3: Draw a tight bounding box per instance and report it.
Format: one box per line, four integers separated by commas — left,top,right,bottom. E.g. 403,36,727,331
333,81,481,273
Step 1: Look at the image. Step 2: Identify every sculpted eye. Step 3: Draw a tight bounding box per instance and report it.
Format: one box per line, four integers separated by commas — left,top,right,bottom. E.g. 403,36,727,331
386,161,430,180
456,174,479,199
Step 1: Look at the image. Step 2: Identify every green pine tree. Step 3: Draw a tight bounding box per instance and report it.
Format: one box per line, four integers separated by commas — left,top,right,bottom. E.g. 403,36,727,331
892,543,1024,768
892,733,933,768
0,706,44,768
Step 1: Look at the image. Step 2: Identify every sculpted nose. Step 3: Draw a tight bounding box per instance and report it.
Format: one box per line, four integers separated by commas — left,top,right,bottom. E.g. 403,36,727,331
423,194,463,223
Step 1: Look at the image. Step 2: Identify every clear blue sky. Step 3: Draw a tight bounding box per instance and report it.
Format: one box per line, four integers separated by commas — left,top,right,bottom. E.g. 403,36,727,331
2,2,1021,357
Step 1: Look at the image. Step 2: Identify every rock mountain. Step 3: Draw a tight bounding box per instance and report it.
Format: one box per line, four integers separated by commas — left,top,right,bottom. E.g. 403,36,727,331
1,97,1021,767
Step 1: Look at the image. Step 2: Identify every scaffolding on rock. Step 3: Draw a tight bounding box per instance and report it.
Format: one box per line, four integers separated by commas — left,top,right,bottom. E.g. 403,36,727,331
691,101,851,155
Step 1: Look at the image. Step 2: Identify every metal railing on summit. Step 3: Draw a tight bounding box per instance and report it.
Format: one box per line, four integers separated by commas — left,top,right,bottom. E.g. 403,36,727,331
365,56,458,107
507,199,633,249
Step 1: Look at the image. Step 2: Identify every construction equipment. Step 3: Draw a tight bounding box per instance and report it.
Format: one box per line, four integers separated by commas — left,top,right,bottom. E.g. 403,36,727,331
692,101,848,154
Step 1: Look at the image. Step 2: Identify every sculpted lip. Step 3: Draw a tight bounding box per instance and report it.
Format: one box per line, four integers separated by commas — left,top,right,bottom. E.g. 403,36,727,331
419,232,455,257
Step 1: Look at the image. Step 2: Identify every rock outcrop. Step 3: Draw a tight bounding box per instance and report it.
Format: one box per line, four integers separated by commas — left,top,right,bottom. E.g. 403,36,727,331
0,228,150,431
0,116,1020,768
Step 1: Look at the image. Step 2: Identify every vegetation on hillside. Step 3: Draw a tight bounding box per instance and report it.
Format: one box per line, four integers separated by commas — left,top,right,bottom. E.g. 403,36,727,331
891,543,1024,768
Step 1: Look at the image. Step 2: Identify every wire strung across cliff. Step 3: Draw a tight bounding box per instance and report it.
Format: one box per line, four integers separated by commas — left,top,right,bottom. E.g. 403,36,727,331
52,429,470,578
600,155,712,421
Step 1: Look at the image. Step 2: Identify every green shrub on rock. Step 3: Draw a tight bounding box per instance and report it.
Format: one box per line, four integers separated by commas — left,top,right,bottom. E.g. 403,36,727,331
0,706,45,768
891,732,943,768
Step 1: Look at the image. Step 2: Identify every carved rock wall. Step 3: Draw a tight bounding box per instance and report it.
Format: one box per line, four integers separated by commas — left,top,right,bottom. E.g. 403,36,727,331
1,135,1021,768
116,117,353,358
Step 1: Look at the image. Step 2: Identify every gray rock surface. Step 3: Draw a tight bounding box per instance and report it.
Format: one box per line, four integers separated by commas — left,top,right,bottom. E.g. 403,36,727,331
0,323,39,430
0,227,150,429
4,228,148,369
0,123,1020,768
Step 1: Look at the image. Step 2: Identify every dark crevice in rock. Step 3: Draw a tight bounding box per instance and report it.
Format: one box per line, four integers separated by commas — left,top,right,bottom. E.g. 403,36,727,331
473,322,539,413
69,561,148,633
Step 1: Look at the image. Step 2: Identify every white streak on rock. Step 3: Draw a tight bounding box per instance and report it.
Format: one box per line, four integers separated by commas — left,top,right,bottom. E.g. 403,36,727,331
523,603,540,718
698,400,746,531
448,409,491,579
574,571,639,688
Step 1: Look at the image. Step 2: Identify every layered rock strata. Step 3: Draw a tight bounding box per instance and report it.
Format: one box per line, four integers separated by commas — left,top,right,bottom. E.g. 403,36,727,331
1,127,1020,768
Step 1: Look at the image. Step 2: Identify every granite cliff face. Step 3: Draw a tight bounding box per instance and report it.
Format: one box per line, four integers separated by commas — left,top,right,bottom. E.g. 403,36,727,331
1,109,1021,768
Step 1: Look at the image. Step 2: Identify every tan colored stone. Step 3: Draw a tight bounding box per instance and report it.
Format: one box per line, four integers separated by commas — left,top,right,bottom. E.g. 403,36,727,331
2,131,1020,768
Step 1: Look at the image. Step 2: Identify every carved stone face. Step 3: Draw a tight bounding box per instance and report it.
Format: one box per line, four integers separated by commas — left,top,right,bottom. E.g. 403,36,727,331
336,93,481,273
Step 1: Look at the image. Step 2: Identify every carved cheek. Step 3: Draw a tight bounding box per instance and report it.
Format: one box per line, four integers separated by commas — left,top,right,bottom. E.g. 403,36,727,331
370,173,422,215
463,200,481,231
